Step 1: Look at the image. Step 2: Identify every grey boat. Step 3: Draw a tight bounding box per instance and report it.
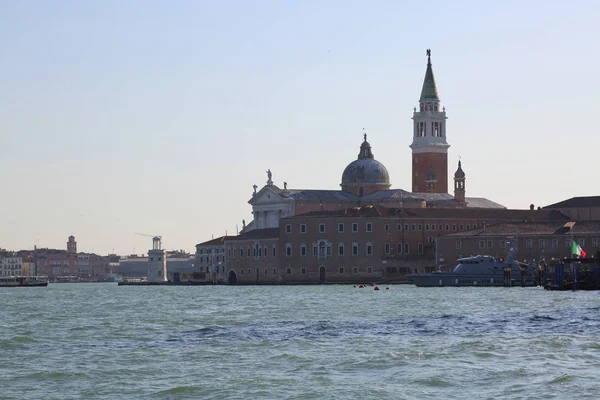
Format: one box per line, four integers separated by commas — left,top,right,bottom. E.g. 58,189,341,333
407,248,536,287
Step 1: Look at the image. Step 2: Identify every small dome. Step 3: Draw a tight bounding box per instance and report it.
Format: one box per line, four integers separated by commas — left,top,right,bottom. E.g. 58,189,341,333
341,134,390,187
454,160,465,178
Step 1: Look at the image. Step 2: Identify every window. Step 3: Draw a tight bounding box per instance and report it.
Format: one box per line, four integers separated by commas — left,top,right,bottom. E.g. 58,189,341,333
228,248,231,257
273,246,276,256
459,224,464,231
248,268,251,276
273,268,277,275
539,240,545,248
338,267,345,274
425,224,430,231
319,223,325,233
487,240,493,248
247,246,251,258
313,245,318,256
338,223,344,233
456,240,461,249
150,257,154,261
452,224,457,232
300,224,306,233
594,238,599,247
397,243,403,254
367,266,373,274
500,240,506,249
385,243,390,254
411,224,416,231
338,243,344,256
445,224,450,231
264,268,268,276
240,269,244,275
526,239,532,248
366,243,373,256
479,240,485,249
285,224,292,234
240,248,244,257
580,239,586,247
301,244,307,256
397,224,402,231
438,224,443,231
366,223,372,232
353,266,359,274
286,268,292,275
286,244,292,257
565,239,571,248
404,243,410,254
352,243,359,256
352,223,358,232
431,224,436,232
301,267,306,275
418,243,424,254
418,224,422,231
466,224,470,230
552,239,558,248
258,246,262,257
404,224,409,231
385,224,389,232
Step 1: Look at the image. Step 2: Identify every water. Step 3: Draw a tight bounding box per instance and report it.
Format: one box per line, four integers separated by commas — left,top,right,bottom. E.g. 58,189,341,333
1,284,600,399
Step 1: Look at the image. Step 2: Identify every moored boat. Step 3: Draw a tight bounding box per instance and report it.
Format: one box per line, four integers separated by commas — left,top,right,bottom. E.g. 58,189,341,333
0,276,49,287
407,247,536,287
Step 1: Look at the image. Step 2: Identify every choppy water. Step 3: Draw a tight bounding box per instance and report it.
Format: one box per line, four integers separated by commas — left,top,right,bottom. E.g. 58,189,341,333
1,284,600,399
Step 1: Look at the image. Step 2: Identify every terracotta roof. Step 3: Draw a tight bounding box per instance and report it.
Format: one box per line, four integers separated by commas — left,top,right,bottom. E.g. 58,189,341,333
195,236,236,247
443,221,600,237
285,205,569,221
544,196,600,209
224,228,280,242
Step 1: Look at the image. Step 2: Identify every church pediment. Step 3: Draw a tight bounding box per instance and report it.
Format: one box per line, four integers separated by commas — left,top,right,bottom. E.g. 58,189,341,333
249,185,288,205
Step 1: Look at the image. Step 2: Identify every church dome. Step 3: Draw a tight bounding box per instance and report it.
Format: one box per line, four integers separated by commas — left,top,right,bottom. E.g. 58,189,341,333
454,160,465,179
341,135,390,188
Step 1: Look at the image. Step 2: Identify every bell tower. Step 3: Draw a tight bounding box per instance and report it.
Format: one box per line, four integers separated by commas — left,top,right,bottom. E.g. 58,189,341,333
410,49,450,193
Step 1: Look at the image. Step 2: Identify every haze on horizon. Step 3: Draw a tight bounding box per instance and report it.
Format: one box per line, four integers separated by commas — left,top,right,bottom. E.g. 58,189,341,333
1,0,598,256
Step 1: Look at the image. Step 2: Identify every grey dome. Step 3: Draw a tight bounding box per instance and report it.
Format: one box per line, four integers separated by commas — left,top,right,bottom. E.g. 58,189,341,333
454,160,465,178
341,135,390,187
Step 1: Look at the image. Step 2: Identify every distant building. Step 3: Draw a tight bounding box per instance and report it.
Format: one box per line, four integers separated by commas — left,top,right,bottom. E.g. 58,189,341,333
1,257,22,276
437,220,600,267
195,236,234,282
544,196,600,221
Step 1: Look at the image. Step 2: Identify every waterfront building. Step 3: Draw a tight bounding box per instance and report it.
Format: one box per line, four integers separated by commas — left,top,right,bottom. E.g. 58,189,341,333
276,206,571,283
194,236,233,282
437,220,600,268
1,257,22,276
223,228,279,284
197,51,600,284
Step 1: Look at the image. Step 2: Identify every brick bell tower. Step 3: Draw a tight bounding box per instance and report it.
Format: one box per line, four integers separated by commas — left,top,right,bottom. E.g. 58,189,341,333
410,49,450,193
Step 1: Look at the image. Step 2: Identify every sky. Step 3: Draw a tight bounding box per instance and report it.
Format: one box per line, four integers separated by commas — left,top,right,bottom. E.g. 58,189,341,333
1,0,599,255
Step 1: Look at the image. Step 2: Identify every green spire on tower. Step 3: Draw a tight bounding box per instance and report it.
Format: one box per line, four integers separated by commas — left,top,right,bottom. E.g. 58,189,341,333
420,49,439,102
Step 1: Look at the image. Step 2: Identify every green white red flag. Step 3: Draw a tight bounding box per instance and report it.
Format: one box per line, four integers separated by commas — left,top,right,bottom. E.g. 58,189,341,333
572,241,587,258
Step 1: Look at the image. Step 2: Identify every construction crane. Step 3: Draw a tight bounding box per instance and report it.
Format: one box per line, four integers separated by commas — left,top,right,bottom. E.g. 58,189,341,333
134,233,163,250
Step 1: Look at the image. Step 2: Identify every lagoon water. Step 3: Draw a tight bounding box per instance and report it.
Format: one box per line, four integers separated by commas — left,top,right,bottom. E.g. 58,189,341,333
1,283,600,399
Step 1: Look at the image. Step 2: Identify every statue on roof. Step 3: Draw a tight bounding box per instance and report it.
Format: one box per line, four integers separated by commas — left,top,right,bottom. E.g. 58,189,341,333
266,169,272,184
253,184,257,195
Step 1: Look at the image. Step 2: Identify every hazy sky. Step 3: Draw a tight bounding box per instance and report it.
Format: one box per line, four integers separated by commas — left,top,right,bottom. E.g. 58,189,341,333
1,1,599,255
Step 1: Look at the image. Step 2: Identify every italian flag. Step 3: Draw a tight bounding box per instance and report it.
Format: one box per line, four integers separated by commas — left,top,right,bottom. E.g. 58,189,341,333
572,241,587,258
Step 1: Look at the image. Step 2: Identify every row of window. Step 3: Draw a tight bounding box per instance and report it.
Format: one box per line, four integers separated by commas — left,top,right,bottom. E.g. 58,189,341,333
286,222,480,235
456,238,600,250
235,266,376,277
284,242,426,257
